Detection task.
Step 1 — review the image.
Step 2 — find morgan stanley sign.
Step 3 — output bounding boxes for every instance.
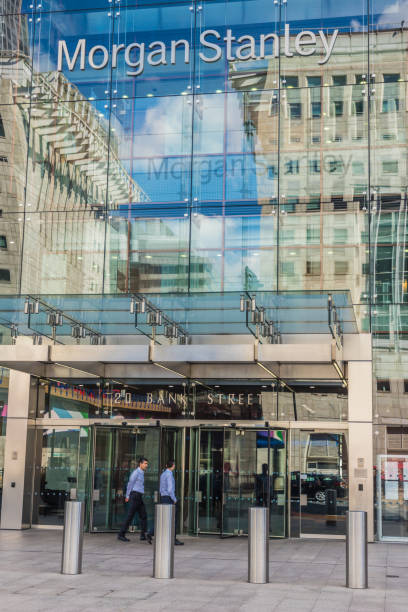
[57,25,339,76]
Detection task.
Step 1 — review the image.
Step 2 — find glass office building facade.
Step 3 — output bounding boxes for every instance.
[0,0,407,540]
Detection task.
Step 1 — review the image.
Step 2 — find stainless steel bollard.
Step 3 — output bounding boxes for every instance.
[61,501,84,575]
[346,510,368,589]
[248,507,269,584]
[153,504,175,579]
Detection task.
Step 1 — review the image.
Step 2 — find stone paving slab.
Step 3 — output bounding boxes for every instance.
[0,530,407,611]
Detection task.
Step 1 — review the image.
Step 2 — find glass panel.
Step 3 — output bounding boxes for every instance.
[0,368,7,516]
[378,455,408,540]
[32,427,81,526]
[112,2,194,99]
[33,10,114,101]
[197,429,223,534]
[222,428,286,537]
[91,426,160,532]
[295,431,348,535]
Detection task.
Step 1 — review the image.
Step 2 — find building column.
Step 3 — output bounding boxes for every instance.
[1,370,37,530]
[347,336,374,541]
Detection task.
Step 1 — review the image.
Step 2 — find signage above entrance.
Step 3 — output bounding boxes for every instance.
[57,25,339,77]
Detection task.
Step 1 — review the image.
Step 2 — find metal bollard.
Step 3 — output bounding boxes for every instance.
[61,501,84,575]
[346,510,368,589]
[248,507,269,584]
[153,504,175,579]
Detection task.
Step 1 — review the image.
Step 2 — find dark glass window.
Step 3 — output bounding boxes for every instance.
[306,260,320,275]
[0,113,5,138]
[404,381,408,393]
[289,103,301,119]
[354,100,364,115]
[333,75,347,86]
[334,101,344,116]
[0,269,10,281]
[311,102,321,118]
[283,76,298,88]
[0,235,6,248]
[332,197,347,210]
[384,74,400,83]
[307,196,321,211]
[377,379,391,392]
[307,76,322,87]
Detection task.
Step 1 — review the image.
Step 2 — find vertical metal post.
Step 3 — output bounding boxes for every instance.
[61,501,84,575]
[153,504,175,579]
[346,510,368,589]
[248,507,269,584]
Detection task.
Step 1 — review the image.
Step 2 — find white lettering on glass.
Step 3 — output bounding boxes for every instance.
[57,25,340,75]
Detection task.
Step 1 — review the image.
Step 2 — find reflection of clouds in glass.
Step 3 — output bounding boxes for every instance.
[378,0,407,26]
[122,96,190,158]
[350,19,363,32]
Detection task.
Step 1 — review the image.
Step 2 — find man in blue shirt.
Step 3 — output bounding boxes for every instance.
[160,460,184,545]
[118,457,152,543]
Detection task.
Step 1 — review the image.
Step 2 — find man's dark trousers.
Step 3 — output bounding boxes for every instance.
[160,495,179,538]
[119,491,147,537]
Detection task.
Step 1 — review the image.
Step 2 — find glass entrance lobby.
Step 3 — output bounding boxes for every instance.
[28,376,350,539]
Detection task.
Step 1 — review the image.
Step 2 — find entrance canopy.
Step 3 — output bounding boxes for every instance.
[0,290,364,388]
[0,290,357,343]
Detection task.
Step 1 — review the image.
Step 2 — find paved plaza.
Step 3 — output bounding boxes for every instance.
[0,529,407,611]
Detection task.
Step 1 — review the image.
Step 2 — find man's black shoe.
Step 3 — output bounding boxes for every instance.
[140,533,147,541]
[146,533,153,544]
[118,535,130,542]
[175,539,184,546]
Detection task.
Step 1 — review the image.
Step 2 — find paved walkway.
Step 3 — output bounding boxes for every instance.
[0,530,407,611]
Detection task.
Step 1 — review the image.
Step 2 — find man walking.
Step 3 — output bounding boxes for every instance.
[118,457,152,543]
[160,459,184,545]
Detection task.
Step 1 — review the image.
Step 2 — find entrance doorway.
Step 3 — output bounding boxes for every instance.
[377,454,408,541]
[291,430,349,537]
[90,425,184,532]
[192,427,287,537]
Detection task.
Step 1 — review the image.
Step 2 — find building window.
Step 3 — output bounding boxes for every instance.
[334,228,348,244]
[333,101,344,116]
[306,260,320,275]
[0,268,10,281]
[334,261,349,275]
[377,379,391,392]
[311,102,321,118]
[306,226,320,243]
[288,103,301,119]
[353,100,364,115]
[0,235,6,249]
[333,75,347,86]
[332,197,347,210]
[280,261,295,277]
[0,113,5,138]
[383,73,400,83]
[307,76,322,87]
[282,76,298,88]
[307,196,320,211]
[382,160,398,174]
[404,380,408,393]
[0,155,8,162]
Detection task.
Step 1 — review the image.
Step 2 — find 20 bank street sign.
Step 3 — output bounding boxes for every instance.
[57,25,339,76]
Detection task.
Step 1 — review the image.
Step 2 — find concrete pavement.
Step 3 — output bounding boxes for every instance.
[0,529,407,611]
